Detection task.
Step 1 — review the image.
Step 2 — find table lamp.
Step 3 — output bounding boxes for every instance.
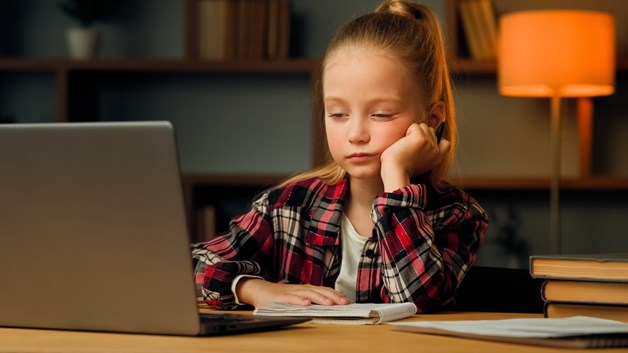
[498,10,615,254]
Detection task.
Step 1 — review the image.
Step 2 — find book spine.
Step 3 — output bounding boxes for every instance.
[266,0,280,60]
[542,279,628,305]
[277,0,291,60]
[197,0,228,61]
[475,0,497,59]
[545,301,628,323]
[458,0,484,60]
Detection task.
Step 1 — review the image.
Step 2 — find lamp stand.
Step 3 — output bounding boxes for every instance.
[549,94,562,254]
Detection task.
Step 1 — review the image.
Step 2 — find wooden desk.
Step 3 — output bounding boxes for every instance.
[2,312,627,353]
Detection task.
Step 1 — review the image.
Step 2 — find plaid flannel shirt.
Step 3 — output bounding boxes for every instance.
[191,175,488,312]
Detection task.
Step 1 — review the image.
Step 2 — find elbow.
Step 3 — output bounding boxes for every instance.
[411,272,458,313]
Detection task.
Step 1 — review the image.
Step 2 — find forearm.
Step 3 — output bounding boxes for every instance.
[191,204,274,309]
[380,162,411,192]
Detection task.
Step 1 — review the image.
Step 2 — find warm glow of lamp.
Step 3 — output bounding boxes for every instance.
[499,10,615,98]
[498,10,615,254]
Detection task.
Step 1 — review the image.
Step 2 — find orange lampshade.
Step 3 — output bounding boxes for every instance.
[499,10,615,97]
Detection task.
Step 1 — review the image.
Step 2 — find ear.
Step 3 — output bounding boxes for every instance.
[427,101,446,128]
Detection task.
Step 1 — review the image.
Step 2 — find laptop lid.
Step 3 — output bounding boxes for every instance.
[0,121,307,335]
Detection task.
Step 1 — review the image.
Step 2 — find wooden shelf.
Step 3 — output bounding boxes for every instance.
[450,59,628,75]
[0,58,320,73]
[182,173,287,186]
[452,176,628,191]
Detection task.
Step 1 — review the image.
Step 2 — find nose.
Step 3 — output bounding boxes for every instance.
[348,118,370,144]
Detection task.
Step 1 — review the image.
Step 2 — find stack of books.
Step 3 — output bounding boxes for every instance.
[197,0,291,61]
[530,253,628,323]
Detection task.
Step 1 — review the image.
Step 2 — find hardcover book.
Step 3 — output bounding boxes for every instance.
[530,253,628,281]
[541,280,628,305]
[545,302,628,324]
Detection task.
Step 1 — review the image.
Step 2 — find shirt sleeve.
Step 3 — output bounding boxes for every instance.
[371,183,488,313]
[191,193,275,309]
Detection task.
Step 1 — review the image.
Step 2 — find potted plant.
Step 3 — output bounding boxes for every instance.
[59,0,119,59]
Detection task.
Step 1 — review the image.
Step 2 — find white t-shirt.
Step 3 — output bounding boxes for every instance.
[334,214,369,302]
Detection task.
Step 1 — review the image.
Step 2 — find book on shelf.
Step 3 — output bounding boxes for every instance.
[253,302,417,325]
[248,0,267,60]
[545,302,628,324]
[235,0,250,60]
[474,0,498,59]
[458,0,486,60]
[197,0,291,61]
[393,316,628,349]
[530,253,628,281]
[276,0,291,60]
[541,280,628,305]
[266,0,280,60]
[198,0,230,60]
[196,205,217,242]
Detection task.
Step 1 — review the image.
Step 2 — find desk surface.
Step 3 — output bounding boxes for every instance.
[2,312,627,353]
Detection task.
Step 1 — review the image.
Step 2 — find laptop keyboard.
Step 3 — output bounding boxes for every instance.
[200,313,253,322]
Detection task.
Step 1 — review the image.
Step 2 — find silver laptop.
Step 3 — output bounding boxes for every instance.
[0,121,307,336]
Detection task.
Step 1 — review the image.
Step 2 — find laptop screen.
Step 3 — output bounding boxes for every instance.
[0,121,203,335]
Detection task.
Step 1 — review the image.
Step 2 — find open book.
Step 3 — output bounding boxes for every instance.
[253,302,417,325]
[393,316,628,349]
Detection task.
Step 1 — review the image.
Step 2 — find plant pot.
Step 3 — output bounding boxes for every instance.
[66,27,100,60]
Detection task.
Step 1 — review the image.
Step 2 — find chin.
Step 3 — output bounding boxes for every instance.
[343,166,381,180]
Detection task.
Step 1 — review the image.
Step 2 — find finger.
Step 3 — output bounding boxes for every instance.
[295,287,348,306]
[310,288,351,305]
[276,294,312,306]
[438,138,451,155]
[417,123,436,143]
[405,122,421,136]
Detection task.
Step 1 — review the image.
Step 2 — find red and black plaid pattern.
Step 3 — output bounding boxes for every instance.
[191,176,488,312]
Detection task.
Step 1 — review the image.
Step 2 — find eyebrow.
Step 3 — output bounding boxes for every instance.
[323,96,404,105]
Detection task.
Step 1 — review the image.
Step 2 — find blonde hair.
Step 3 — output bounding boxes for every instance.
[280,0,455,187]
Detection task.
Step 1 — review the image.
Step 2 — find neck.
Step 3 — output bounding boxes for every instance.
[344,176,383,237]
[347,176,384,210]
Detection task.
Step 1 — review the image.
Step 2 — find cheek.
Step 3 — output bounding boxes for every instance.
[325,122,342,153]
[378,124,408,148]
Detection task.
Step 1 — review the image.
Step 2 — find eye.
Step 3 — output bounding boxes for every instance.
[327,112,347,119]
[372,113,394,119]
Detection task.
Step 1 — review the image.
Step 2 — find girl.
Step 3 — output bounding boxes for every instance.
[192,0,488,313]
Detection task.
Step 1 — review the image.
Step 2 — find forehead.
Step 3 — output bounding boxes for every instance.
[323,46,420,99]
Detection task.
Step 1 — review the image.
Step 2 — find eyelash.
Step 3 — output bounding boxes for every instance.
[326,113,395,119]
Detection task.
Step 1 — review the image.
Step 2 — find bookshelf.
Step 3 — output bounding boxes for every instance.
[3,0,628,250]
[444,0,628,192]
[0,0,320,242]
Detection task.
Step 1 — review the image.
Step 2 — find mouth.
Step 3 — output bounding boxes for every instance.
[347,152,376,161]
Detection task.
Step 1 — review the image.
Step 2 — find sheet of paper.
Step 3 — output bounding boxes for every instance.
[392,316,628,338]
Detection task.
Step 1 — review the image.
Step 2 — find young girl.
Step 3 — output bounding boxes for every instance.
[192,0,488,313]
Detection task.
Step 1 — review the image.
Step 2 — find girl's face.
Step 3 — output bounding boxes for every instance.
[323,47,425,181]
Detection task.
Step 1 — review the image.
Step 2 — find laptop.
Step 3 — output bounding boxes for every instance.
[0,121,308,336]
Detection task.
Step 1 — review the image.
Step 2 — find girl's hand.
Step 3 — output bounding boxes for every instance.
[380,122,450,191]
[236,278,351,308]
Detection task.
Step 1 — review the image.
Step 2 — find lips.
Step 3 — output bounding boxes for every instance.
[347,152,376,162]
[348,152,374,157]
